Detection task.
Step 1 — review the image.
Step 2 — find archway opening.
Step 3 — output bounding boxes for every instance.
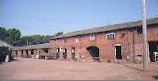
[86,46,100,61]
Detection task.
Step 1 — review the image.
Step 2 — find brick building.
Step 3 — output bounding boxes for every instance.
[12,43,49,59]
[49,17,158,63]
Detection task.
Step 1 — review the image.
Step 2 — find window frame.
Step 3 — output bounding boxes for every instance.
[106,32,115,39]
[90,34,95,40]
[75,36,80,43]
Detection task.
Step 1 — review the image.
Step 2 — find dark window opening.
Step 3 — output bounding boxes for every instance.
[43,48,48,53]
[31,49,34,55]
[115,46,122,60]
[136,27,142,34]
[86,46,100,61]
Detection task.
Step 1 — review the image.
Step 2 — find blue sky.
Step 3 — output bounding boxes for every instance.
[0,0,157,36]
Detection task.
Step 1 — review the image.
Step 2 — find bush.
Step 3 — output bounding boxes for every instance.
[0,47,13,63]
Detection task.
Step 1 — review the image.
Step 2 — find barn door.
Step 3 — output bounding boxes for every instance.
[115,46,122,60]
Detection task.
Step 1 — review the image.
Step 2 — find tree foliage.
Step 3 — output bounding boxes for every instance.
[17,35,51,46]
[0,27,21,46]
[0,27,63,46]
[0,27,7,40]
[6,28,21,46]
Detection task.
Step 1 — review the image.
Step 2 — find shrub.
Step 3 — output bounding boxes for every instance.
[0,47,13,62]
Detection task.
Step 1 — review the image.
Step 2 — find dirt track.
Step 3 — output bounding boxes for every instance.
[0,58,157,80]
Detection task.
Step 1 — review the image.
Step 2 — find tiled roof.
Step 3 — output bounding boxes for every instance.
[0,40,11,47]
[50,17,158,39]
[11,43,49,50]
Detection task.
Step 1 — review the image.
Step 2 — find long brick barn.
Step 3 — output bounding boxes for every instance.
[11,43,50,59]
[49,17,158,63]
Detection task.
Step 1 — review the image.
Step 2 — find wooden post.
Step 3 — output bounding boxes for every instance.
[142,0,148,71]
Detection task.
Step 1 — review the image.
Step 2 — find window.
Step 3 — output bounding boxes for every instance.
[75,36,80,43]
[106,33,115,39]
[44,49,48,53]
[136,27,142,34]
[90,34,95,40]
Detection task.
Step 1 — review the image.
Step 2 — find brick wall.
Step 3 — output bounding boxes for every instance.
[49,25,158,62]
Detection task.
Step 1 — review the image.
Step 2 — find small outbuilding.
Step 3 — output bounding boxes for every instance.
[0,40,13,63]
[11,43,53,59]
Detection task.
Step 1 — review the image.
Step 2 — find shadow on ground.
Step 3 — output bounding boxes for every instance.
[13,59,19,61]
[0,59,19,64]
[153,76,158,80]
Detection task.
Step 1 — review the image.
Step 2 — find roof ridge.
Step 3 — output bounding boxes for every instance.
[50,16,158,39]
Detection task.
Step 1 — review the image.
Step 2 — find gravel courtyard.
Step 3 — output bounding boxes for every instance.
[0,58,157,80]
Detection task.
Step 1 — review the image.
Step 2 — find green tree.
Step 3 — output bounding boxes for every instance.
[17,35,50,46]
[5,28,21,45]
[0,27,7,40]
[0,27,63,46]
[54,32,63,36]
[15,32,63,46]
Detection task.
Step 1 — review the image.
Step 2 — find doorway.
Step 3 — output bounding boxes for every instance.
[26,50,29,58]
[71,47,76,60]
[56,48,60,59]
[63,48,67,59]
[31,49,34,55]
[15,51,18,57]
[21,50,24,57]
[86,46,99,61]
[148,42,158,62]
[115,46,122,60]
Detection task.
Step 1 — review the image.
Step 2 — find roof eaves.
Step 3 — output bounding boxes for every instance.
[50,17,158,40]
